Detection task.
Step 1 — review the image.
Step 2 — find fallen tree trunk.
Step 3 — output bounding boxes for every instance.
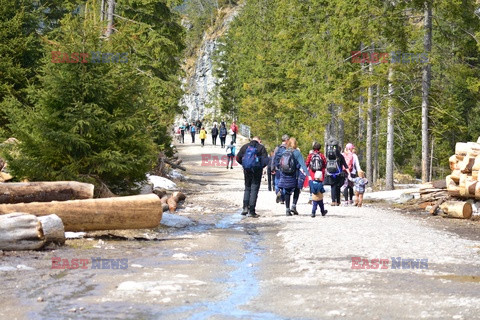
[440,201,472,219]
[0,194,162,231]
[167,191,186,212]
[0,181,94,204]
[0,212,65,250]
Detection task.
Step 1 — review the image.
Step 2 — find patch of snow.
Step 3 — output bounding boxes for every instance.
[168,169,186,181]
[161,213,194,228]
[65,232,86,239]
[146,174,177,190]
[363,188,419,202]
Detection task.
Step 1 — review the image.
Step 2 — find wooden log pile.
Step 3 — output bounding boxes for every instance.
[418,138,480,219]
[0,179,187,249]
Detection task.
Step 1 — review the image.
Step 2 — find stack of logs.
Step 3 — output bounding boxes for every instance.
[417,139,480,219]
[0,181,186,250]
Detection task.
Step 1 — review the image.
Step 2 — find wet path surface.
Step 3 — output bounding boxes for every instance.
[2,135,480,319]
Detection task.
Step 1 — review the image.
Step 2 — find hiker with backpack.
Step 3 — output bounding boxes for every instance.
[277,138,309,216]
[305,142,327,202]
[230,121,238,143]
[190,123,196,143]
[226,141,236,169]
[342,143,361,205]
[236,137,269,218]
[211,124,219,146]
[273,134,290,204]
[323,139,349,206]
[219,123,227,148]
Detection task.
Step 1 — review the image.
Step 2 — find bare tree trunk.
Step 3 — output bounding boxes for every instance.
[100,0,105,21]
[421,1,432,183]
[373,84,381,183]
[337,105,344,148]
[366,48,374,182]
[106,0,115,38]
[358,96,365,160]
[386,68,395,190]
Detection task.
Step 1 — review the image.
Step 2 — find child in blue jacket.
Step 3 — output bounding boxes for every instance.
[309,171,328,218]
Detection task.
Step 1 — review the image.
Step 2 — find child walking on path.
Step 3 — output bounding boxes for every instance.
[199,127,207,146]
[309,171,328,218]
[348,170,368,207]
[226,141,236,169]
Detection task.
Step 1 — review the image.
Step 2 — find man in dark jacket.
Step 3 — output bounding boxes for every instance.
[236,137,269,218]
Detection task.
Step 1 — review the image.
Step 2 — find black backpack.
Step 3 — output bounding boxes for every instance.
[279,149,297,175]
[309,153,323,172]
[325,140,340,175]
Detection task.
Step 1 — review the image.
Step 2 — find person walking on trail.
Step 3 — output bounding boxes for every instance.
[323,139,349,206]
[267,151,276,192]
[348,170,368,207]
[342,143,361,205]
[226,140,236,169]
[305,141,327,203]
[199,127,207,147]
[179,123,185,143]
[190,124,196,143]
[230,121,238,143]
[219,123,227,148]
[273,134,290,204]
[195,119,202,133]
[309,171,328,218]
[211,124,219,146]
[236,136,269,218]
[277,138,309,216]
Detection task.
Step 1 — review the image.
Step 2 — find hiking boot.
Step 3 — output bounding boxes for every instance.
[247,212,259,218]
[330,202,337,206]
[286,209,292,216]
[291,207,299,215]
[276,191,282,203]
[230,167,233,169]
[241,208,248,216]
[311,213,316,218]
[322,210,328,217]
[280,201,285,204]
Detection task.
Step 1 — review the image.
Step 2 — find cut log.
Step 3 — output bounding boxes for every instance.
[0,194,162,231]
[0,181,94,204]
[473,170,479,181]
[447,181,461,197]
[167,191,186,212]
[430,197,447,215]
[459,174,468,197]
[439,201,472,219]
[455,142,469,156]
[38,214,65,245]
[459,157,476,173]
[449,155,458,171]
[450,170,461,183]
[0,212,44,250]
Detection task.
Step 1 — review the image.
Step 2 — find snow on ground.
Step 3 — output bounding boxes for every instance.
[160,212,195,228]
[146,174,177,190]
[363,187,419,202]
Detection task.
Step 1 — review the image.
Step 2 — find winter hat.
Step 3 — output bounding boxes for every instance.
[345,143,354,150]
[314,171,323,180]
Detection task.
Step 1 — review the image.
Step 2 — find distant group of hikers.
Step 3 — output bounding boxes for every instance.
[236,134,368,218]
[174,119,238,149]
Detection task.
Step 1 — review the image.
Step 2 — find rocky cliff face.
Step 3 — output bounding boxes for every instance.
[180,6,241,123]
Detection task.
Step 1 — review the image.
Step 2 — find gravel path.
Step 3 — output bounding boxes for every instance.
[177,134,480,319]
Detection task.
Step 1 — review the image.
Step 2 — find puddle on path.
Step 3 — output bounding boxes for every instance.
[162,211,286,319]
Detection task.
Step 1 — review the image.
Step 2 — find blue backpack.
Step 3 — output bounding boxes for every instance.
[242,145,260,169]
